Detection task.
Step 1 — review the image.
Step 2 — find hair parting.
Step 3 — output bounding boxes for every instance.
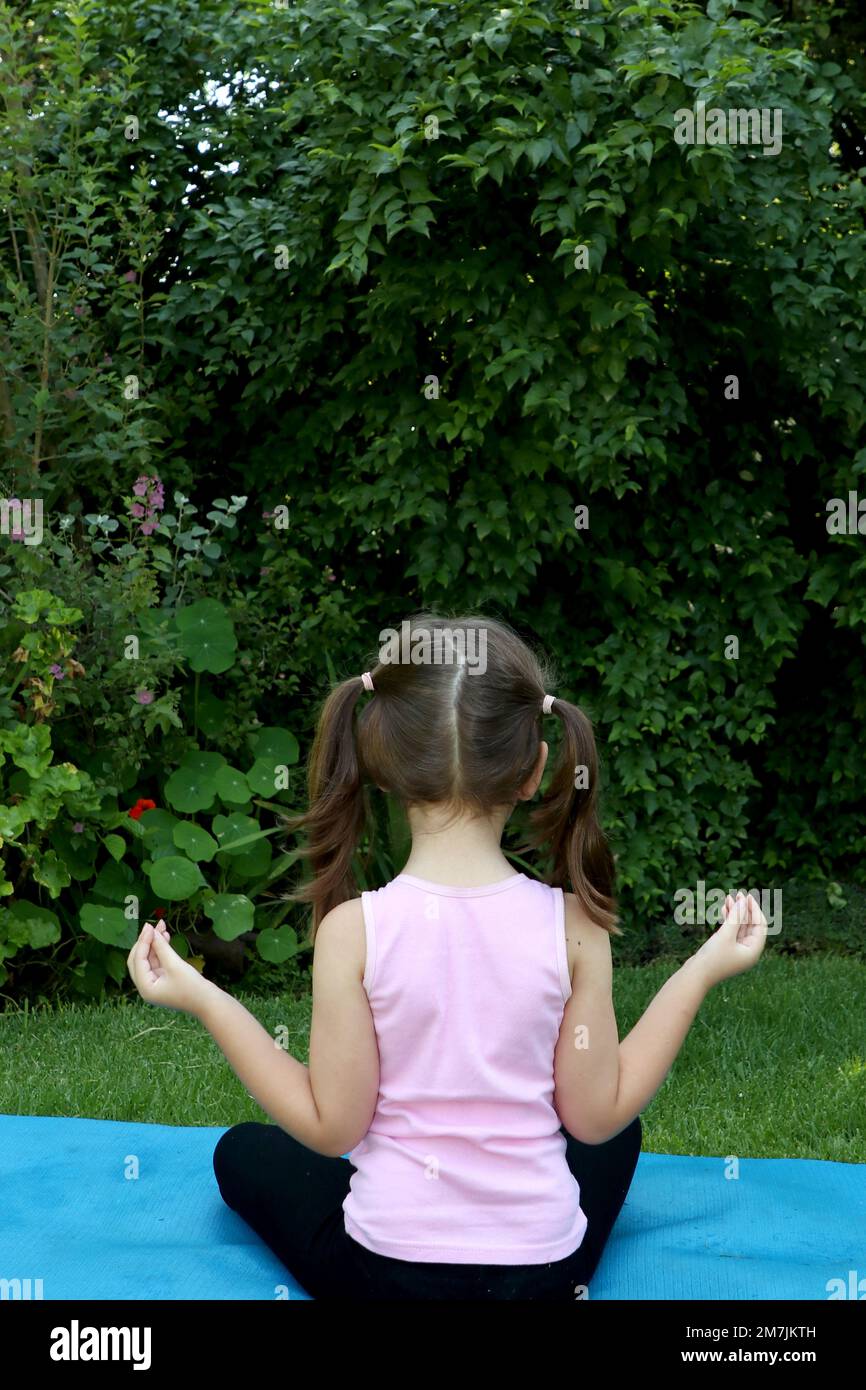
[282,614,618,941]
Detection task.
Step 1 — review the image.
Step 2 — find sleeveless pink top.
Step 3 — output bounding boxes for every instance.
[341,871,588,1264]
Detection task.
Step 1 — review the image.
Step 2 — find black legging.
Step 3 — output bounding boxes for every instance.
[213,1116,642,1301]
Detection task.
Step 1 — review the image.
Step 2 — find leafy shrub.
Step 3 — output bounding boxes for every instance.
[1,0,865,996]
[0,488,306,999]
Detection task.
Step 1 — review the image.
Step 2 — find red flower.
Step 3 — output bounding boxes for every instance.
[128,798,157,821]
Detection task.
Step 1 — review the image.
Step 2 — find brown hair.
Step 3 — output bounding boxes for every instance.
[283,613,618,941]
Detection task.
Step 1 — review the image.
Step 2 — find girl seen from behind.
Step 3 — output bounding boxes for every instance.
[128,613,767,1301]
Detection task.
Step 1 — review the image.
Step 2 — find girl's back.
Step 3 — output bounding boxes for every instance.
[342,871,587,1264]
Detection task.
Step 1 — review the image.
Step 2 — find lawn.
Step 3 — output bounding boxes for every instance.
[1,956,863,1161]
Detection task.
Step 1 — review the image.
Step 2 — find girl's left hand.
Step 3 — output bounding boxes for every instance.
[127,920,219,1017]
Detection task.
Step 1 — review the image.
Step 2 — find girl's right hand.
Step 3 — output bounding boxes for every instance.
[127,919,219,1017]
[691,891,768,989]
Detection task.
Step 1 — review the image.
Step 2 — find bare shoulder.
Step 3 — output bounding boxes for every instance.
[563,891,613,984]
[313,897,366,981]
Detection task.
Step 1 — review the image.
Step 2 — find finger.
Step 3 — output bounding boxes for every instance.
[147,926,173,962]
[136,923,162,982]
[128,921,152,970]
[723,893,747,936]
[746,891,769,940]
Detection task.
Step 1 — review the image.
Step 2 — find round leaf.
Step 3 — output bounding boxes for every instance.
[164,765,217,814]
[223,839,272,880]
[246,756,293,798]
[211,813,261,854]
[80,903,137,947]
[147,856,206,901]
[214,764,252,806]
[172,821,218,862]
[251,726,299,766]
[176,599,237,674]
[202,893,255,941]
[256,925,299,964]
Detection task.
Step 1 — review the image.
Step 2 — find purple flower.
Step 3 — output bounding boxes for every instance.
[140,522,157,536]
[123,270,137,283]
[49,663,65,679]
[72,821,85,834]
[134,689,154,705]
[132,476,150,497]
[130,502,145,519]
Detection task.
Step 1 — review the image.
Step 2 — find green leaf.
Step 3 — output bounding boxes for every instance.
[176,598,237,673]
[202,892,255,941]
[31,849,72,897]
[0,724,52,778]
[214,764,252,805]
[246,756,291,797]
[164,762,219,813]
[172,821,219,862]
[6,900,61,949]
[104,834,126,862]
[256,924,299,963]
[147,856,206,901]
[250,727,299,766]
[195,688,228,737]
[80,902,137,947]
[91,859,136,903]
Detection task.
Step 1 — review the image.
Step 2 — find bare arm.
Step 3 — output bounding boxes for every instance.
[129,901,379,1158]
[554,891,765,1144]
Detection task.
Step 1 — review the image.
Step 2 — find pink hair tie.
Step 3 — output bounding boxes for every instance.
[542,694,556,714]
[360,671,375,692]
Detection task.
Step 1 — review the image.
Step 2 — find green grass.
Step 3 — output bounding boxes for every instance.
[1,956,863,1161]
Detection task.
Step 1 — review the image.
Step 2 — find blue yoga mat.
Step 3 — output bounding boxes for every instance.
[1,1114,862,1300]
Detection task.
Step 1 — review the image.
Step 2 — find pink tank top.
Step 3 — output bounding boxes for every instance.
[341,871,588,1265]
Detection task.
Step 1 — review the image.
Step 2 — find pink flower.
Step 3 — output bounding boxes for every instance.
[132,476,150,497]
[123,270,137,283]
[140,521,157,536]
[134,689,154,705]
[130,502,145,518]
[73,304,85,317]
[72,821,85,834]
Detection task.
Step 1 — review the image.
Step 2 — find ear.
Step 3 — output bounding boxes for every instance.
[517,740,548,800]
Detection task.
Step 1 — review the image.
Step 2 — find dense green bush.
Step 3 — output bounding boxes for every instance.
[0,490,307,997]
[1,0,865,998]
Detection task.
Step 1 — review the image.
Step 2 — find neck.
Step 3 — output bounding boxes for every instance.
[401,802,516,886]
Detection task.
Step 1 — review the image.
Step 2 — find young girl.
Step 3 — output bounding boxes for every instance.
[128,613,767,1301]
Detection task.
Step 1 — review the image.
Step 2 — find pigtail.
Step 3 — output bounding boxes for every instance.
[525,697,620,935]
[282,676,369,939]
